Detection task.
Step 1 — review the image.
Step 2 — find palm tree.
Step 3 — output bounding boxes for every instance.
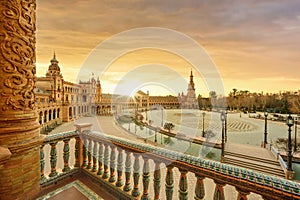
[164,122,175,133]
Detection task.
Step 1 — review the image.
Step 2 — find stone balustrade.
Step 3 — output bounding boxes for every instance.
[40,131,80,187]
[40,125,300,199]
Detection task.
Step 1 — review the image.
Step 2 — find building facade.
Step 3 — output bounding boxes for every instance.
[35,54,182,133]
[178,70,199,109]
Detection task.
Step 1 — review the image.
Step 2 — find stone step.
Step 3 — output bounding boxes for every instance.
[224,157,285,178]
[225,155,283,172]
[224,150,279,166]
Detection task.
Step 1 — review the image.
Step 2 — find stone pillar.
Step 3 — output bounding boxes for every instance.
[0,0,44,199]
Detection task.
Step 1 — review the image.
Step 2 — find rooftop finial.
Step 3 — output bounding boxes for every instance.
[50,51,58,63]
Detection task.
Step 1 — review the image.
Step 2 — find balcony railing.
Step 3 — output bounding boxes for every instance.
[40,124,300,199]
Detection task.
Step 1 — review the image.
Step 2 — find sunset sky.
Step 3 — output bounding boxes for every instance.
[36,0,300,97]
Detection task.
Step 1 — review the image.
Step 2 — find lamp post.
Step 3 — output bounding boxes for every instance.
[220,111,226,162]
[154,127,159,143]
[161,107,164,127]
[264,111,268,148]
[202,112,206,137]
[225,110,228,142]
[294,117,298,152]
[286,114,294,179]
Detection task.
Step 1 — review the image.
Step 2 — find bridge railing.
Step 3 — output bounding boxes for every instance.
[271,145,288,173]
[40,124,300,199]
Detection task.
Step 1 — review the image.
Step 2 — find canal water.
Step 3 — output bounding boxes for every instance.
[120,109,300,180]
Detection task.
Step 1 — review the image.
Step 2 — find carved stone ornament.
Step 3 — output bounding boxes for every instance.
[0,0,36,112]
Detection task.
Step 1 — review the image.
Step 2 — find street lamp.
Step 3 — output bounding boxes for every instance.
[220,111,226,162]
[225,110,228,142]
[263,111,268,148]
[161,107,164,127]
[202,112,206,137]
[286,114,294,174]
[154,127,159,143]
[294,117,298,152]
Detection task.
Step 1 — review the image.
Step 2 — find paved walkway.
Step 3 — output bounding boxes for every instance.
[44,116,262,200]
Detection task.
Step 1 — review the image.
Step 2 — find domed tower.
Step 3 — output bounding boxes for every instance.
[46,52,63,102]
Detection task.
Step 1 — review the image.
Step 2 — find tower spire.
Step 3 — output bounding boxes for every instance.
[50,51,58,63]
[190,68,194,89]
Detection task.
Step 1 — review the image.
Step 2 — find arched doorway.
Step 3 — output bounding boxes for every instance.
[69,107,72,119]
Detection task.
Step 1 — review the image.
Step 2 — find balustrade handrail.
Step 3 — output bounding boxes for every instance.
[43,131,78,143]
[82,130,300,198]
[271,146,288,173]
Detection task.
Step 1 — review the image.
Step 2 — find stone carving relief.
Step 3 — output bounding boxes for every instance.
[0,0,36,111]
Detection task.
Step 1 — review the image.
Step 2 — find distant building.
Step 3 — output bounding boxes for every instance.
[35,53,181,133]
[178,70,199,109]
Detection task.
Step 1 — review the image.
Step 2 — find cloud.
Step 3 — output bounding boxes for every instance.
[36,0,300,95]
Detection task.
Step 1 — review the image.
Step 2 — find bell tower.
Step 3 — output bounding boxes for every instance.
[46,52,63,102]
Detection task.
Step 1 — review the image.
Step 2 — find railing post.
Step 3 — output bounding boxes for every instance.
[62,138,71,172]
[194,175,205,200]
[123,151,132,192]
[142,157,150,200]
[75,123,92,168]
[97,142,104,175]
[178,169,188,200]
[40,145,46,181]
[166,165,174,200]
[82,138,88,168]
[213,181,225,200]
[236,187,249,200]
[87,139,93,169]
[116,148,124,187]
[132,154,140,197]
[109,146,117,182]
[49,142,58,177]
[92,141,98,172]
[102,144,110,179]
[153,162,161,200]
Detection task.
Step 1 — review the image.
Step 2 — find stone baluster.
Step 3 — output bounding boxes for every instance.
[82,138,88,167]
[213,181,225,200]
[109,146,117,182]
[153,162,161,200]
[123,151,132,192]
[102,144,110,179]
[165,165,174,200]
[116,148,124,187]
[74,137,80,167]
[40,145,46,181]
[92,141,98,172]
[87,139,92,169]
[62,139,71,172]
[97,142,104,175]
[142,157,150,200]
[194,175,205,200]
[132,154,140,197]
[236,187,250,200]
[178,169,188,200]
[49,142,58,177]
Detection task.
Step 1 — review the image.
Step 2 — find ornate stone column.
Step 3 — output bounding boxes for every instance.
[0,0,44,199]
